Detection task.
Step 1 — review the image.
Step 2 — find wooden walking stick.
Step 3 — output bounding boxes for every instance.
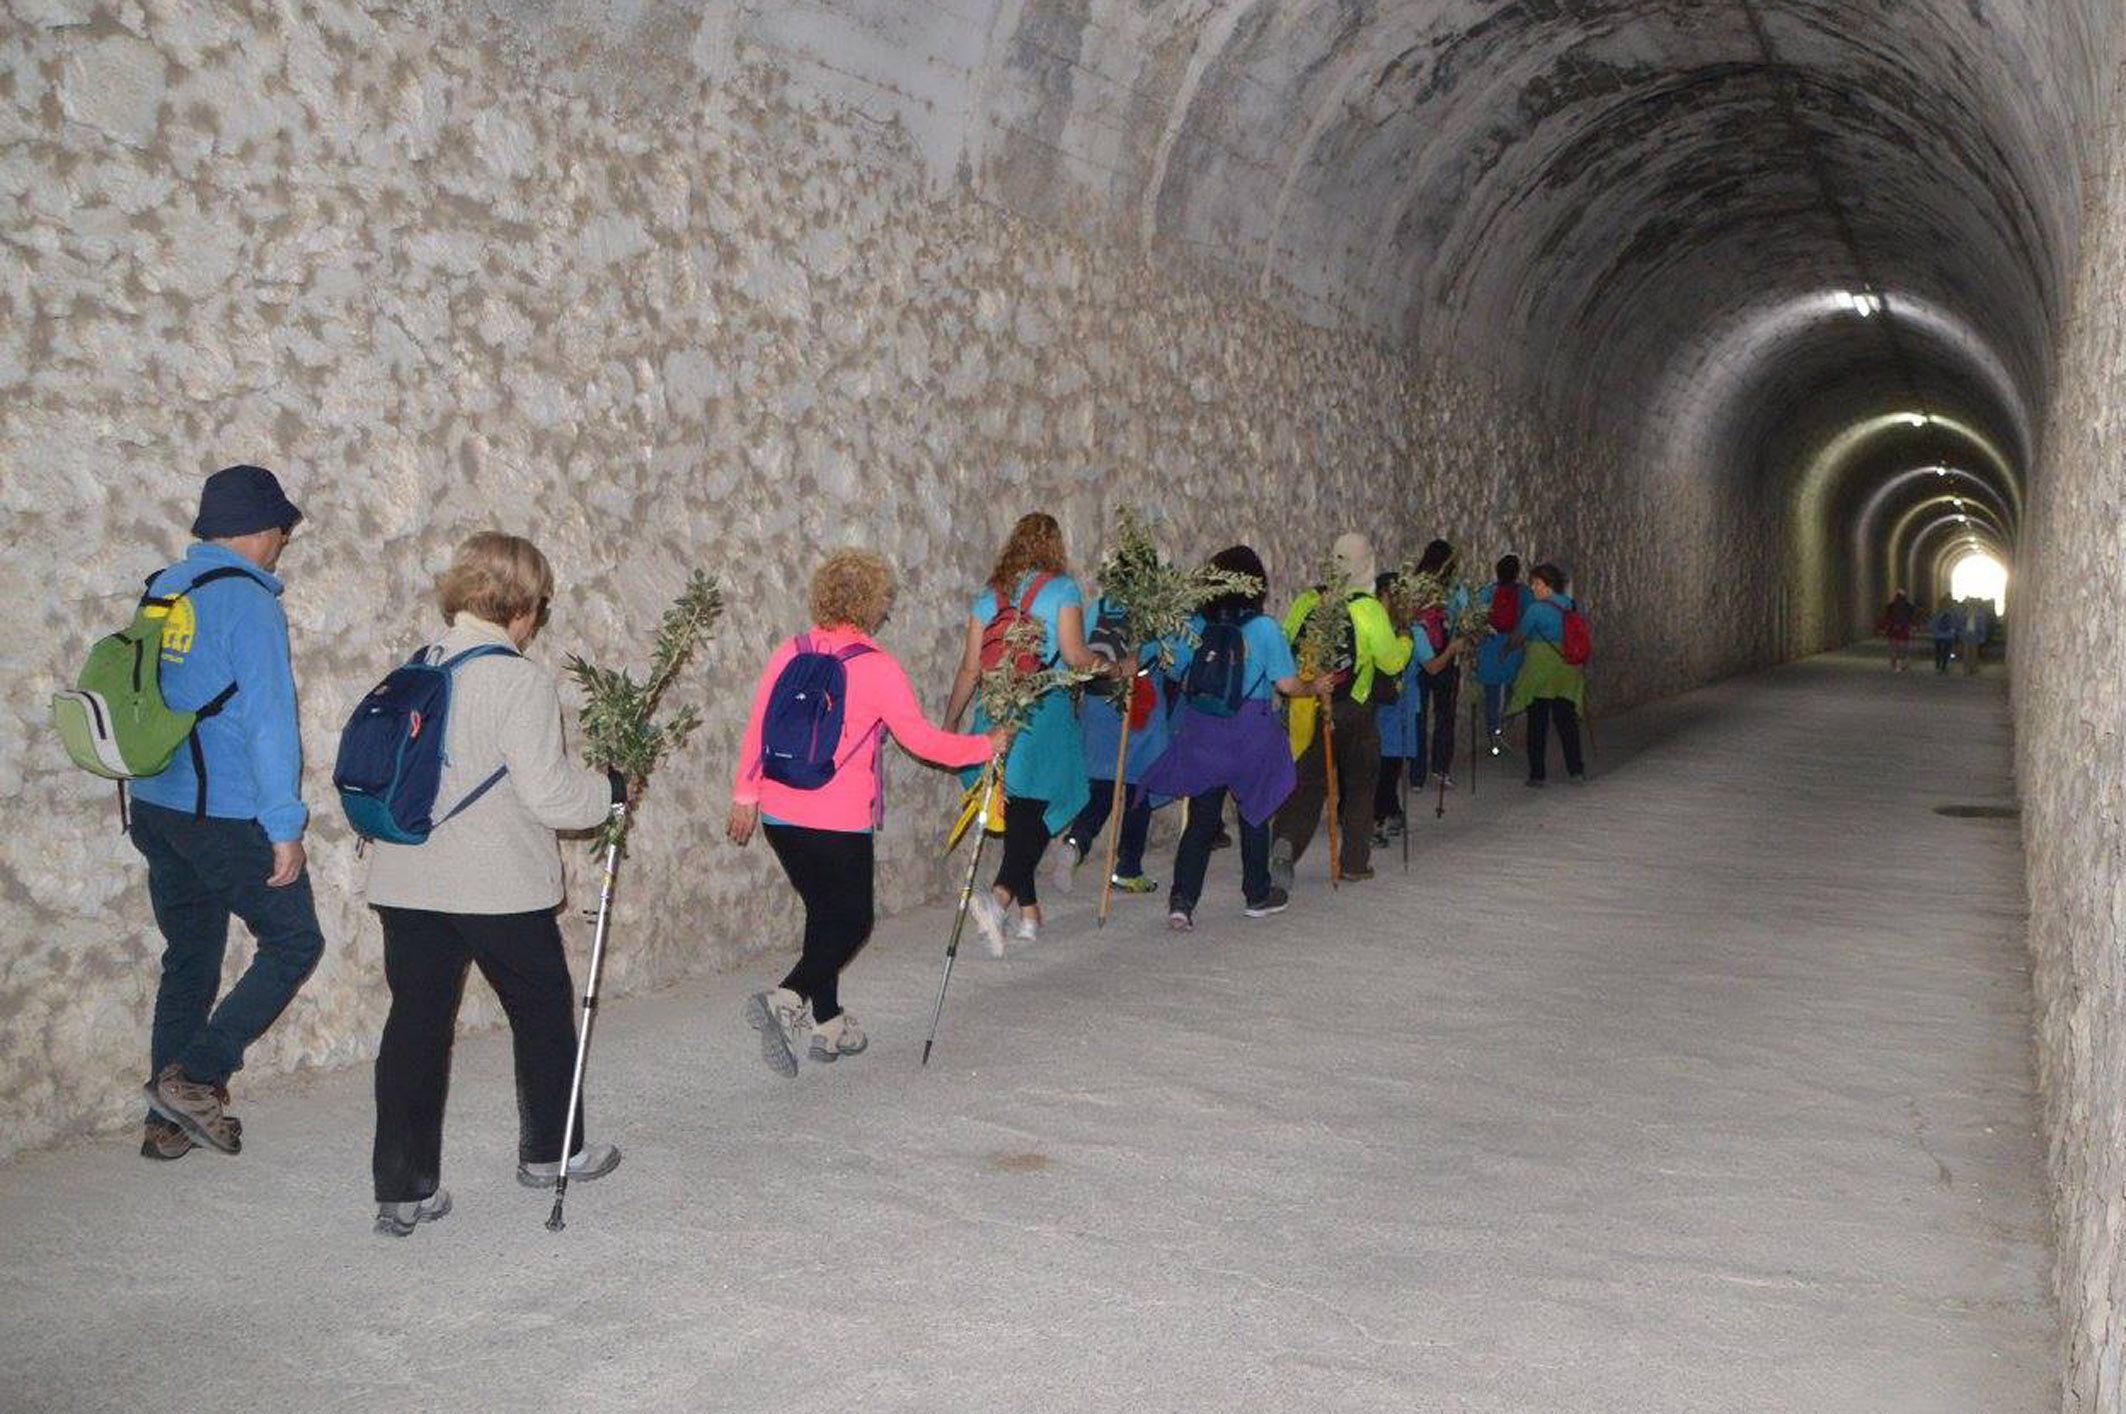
[1096,681,1134,927]
[1321,699,1342,887]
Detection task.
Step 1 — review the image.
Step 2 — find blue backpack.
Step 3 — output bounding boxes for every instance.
[756,633,876,789]
[1183,611,1257,717]
[333,645,518,845]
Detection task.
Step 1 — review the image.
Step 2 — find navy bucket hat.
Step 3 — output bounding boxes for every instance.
[192,464,303,539]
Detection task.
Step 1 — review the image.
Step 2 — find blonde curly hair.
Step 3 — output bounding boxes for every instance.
[810,548,896,632]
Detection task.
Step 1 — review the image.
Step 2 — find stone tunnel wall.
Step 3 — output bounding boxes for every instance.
[1,0,1752,1154]
[2016,62,2126,1414]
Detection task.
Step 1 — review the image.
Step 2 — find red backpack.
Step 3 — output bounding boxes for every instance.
[1414,604,1450,653]
[978,573,1056,677]
[1487,583,1522,634]
[1558,603,1592,666]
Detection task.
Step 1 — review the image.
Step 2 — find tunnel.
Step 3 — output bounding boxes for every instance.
[5,0,2126,1408]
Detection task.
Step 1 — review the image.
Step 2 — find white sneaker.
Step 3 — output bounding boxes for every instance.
[744,987,809,1077]
[1050,839,1084,896]
[1013,915,1039,945]
[969,891,1007,957]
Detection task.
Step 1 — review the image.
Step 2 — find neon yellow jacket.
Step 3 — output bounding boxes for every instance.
[1282,589,1413,705]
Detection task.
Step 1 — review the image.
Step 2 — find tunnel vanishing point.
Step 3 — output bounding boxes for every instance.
[5,1,2126,1407]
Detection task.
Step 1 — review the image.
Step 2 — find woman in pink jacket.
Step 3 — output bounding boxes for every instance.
[728,549,1007,1076]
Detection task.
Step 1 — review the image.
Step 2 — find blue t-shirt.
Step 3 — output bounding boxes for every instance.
[1171,611,1295,701]
[972,573,1084,661]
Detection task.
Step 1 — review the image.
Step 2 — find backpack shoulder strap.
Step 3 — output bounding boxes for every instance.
[1018,572,1055,615]
[437,644,520,673]
[835,642,877,663]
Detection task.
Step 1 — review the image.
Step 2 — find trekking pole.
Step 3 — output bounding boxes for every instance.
[1400,684,1415,873]
[923,761,1002,1066]
[1321,701,1342,887]
[1096,673,1136,927]
[1468,687,1480,800]
[547,800,627,1233]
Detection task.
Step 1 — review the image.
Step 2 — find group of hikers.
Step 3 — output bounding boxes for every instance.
[65,469,1591,1238]
[1878,589,1999,674]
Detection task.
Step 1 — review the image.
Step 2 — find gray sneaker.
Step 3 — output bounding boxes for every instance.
[1269,838,1295,892]
[517,1142,623,1189]
[807,1012,869,1063]
[744,989,808,1078]
[375,1188,451,1237]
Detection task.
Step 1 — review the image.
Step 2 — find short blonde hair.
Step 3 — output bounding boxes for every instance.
[810,549,895,632]
[437,532,554,627]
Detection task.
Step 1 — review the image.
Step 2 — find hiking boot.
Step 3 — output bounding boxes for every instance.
[144,1064,240,1155]
[969,890,1008,957]
[1525,778,1547,789]
[1436,774,1456,792]
[1166,906,1195,932]
[1568,773,1588,786]
[1050,838,1085,896]
[1209,828,1233,851]
[1269,839,1295,891]
[1244,888,1290,919]
[1379,815,1406,838]
[744,988,808,1077]
[518,1142,623,1189]
[140,1117,194,1162]
[1108,874,1158,894]
[1369,825,1390,849]
[374,1188,451,1238]
[1341,865,1376,882]
[1013,915,1039,945]
[808,1013,869,1063]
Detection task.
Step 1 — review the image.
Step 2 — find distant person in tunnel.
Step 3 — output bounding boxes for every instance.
[1959,596,1995,675]
[1879,589,1918,671]
[1929,602,1960,673]
[945,513,1107,951]
[1271,533,1411,885]
[1410,539,1467,790]
[1508,563,1588,788]
[1475,554,1532,754]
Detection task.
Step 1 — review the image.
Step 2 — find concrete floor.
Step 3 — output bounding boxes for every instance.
[0,649,2053,1412]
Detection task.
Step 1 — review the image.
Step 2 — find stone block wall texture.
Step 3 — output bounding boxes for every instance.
[2015,64,2126,1414]
[0,0,1756,1154]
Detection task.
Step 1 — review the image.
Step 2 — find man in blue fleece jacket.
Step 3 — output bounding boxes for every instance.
[131,465,324,1160]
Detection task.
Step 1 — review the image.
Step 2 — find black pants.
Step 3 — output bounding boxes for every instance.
[1374,756,1405,823]
[993,795,1050,906]
[1418,669,1459,777]
[1275,697,1381,874]
[1526,697,1585,782]
[765,824,875,1023]
[372,906,583,1203]
[1171,787,1273,911]
[1934,639,1955,672]
[1066,780,1154,878]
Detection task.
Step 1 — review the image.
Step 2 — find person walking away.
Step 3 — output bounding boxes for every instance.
[1053,594,1176,897]
[1476,555,1532,754]
[364,533,626,1236]
[1372,572,1474,844]
[1879,589,1918,672]
[1409,539,1468,789]
[129,465,324,1161]
[1271,532,1412,885]
[731,550,1006,1075]
[944,513,1111,951]
[1929,603,1959,674]
[1142,546,1312,930]
[1507,563,1589,787]
[1959,596,1994,675]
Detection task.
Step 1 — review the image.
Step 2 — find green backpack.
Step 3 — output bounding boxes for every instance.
[51,567,248,815]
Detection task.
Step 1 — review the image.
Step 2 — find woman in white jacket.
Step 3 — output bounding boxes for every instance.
[364,532,623,1237]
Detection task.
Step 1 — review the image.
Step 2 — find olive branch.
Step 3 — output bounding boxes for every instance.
[1093,506,1264,674]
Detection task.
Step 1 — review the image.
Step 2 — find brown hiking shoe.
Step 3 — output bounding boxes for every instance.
[140,1117,193,1161]
[144,1064,241,1155]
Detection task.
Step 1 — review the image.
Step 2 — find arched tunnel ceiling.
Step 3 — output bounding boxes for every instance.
[517,0,2116,624]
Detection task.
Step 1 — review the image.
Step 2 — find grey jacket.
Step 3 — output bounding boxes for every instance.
[362,617,612,914]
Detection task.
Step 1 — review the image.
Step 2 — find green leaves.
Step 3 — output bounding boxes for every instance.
[975,614,1092,730]
[1094,505,1263,672]
[564,570,724,849]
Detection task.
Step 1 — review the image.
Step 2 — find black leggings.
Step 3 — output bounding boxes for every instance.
[372,906,582,1203]
[992,795,1050,907]
[764,824,875,1023]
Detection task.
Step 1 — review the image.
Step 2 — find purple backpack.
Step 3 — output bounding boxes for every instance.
[756,634,876,789]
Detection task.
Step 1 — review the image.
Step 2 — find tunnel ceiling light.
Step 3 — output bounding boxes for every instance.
[1841,290,1885,318]
[1905,413,1930,428]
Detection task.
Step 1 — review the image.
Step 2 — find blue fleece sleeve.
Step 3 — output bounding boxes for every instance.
[232,591,307,842]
